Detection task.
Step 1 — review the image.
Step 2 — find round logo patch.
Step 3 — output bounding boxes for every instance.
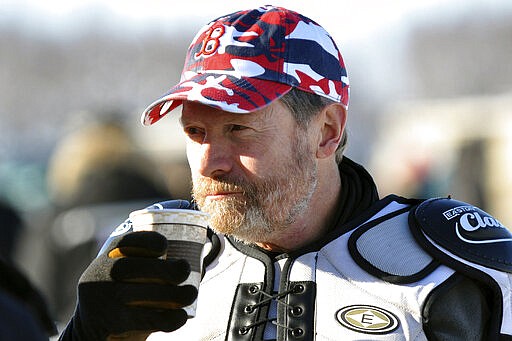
[336,305,399,334]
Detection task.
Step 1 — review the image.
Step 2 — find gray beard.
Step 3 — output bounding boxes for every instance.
[192,128,317,244]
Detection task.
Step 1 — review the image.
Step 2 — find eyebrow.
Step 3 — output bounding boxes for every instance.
[179,103,275,129]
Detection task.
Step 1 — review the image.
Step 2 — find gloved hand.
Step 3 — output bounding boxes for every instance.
[59,200,199,341]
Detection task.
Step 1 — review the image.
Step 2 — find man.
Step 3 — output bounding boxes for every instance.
[60,5,512,340]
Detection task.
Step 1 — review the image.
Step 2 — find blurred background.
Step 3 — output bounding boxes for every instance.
[1,0,512,333]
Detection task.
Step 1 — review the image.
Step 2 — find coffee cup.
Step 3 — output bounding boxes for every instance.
[128,208,209,317]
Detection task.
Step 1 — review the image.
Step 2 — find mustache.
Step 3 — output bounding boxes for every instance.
[193,176,252,195]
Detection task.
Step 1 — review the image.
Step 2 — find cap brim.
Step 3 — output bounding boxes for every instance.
[141,73,292,126]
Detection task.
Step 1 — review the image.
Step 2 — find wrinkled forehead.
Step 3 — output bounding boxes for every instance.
[180,99,289,125]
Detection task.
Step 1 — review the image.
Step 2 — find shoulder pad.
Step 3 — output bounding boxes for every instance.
[349,202,438,284]
[411,197,512,273]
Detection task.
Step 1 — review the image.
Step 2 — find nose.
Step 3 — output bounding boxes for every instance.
[193,138,233,178]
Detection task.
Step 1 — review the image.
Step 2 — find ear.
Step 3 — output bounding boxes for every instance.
[316,103,347,159]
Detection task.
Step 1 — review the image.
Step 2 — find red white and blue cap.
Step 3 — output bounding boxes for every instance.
[141,5,349,126]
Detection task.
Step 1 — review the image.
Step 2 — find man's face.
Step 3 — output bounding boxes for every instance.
[180,100,318,244]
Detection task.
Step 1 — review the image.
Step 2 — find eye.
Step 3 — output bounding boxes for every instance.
[230,124,247,132]
[183,126,205,141]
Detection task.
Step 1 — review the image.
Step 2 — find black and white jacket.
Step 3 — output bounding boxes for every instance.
[147,194,512,340]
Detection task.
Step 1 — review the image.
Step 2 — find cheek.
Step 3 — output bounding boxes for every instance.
[186,144,202,175]
[238,147,281,178]
[238,155,259,176]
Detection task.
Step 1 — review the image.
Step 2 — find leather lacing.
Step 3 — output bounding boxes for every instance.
[238,284,305,337]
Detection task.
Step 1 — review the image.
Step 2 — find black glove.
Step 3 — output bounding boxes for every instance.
[60,200,199,341]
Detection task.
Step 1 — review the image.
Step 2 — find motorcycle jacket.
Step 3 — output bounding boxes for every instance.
[147,159,512,340]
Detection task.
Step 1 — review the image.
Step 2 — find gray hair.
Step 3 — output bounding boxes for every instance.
[279,88,348,164]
